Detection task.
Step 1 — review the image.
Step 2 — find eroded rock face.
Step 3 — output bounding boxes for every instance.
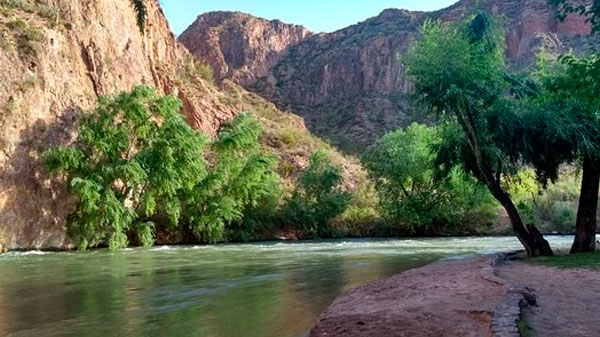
[180,0,593,151]
[179,12,311,86]
[0,0,239,250]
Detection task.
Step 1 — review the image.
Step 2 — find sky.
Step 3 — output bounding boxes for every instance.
[160,0,460,36]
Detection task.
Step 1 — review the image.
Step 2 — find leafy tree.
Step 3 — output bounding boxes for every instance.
[284,151,350,237]
[405,15,553,256]
[186,113,281,243]
[527,54,600,252]
[44,87,207,250]
[546,0,600,253]
[363,124,498,235]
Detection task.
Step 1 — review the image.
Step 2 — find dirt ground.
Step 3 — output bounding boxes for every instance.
[498,261,600,337]
[309,257,505,337]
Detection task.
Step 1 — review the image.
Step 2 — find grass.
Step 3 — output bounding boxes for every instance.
[529,251,600,269]
[518,315,531,337]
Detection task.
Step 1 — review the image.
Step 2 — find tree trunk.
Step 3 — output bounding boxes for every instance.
[571,157,599,254]
[493,187,554,257]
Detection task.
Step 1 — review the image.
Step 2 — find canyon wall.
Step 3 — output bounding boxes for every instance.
[0,0,361,252]
[180,0,594,151]
[179,12,311,87]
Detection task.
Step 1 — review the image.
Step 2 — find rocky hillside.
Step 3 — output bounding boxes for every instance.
[180,0,594,151]
[179,12,311,87]
[0,0,362,252]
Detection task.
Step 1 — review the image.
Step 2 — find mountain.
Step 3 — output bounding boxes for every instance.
[180,0,594,151]
[0,0,362,252]
[179,12,311,87]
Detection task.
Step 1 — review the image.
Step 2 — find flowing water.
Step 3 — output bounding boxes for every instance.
[0,236,573,337]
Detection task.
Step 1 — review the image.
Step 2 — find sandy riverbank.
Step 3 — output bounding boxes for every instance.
[310,254,600,337]
[310,256,505,337]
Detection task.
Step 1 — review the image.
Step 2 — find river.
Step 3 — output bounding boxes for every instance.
[0,236,573,337]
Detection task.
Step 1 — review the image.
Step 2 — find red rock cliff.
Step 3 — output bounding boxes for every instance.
[0,0,240,251]
[180,0,593,151]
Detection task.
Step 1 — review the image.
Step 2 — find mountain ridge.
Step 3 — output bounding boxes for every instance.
[180,0,594,151]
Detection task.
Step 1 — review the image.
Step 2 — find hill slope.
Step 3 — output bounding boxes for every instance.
[180,0,594,151]
[0,0,361,251]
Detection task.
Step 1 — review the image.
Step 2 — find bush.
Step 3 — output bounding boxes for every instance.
[510,168,580,233]
[185,113,281,243]
[284,151,351,237]
[363,124,498,236]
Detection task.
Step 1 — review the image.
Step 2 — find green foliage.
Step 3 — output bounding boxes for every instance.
[6,18,43,61]
[531,53,600,169]
[129,0,147,33]
[186,113,281,243]
[404,16,521,188]
[44,86,207,250]
[182,58,215,85]
[363,124,498,235]
[510,168,581,233]
[45,88,283,249]
[284,151,351,237]
[405,16,557,256]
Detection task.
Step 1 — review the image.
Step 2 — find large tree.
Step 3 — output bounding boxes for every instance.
[405,15,553,256]
[527,54,600,253]
[542,0,600,253]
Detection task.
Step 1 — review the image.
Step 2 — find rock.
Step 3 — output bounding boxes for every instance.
[179,12,311,87]
[0,0,237,250]
[0,0,362,250]
[180,0,593,151]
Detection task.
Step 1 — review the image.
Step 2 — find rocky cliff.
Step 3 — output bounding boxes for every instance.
[179,12,311,87]
[0,0,362,252]
[180,0,594,151]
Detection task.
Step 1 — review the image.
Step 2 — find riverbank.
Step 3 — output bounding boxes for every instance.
[309,253,600,337]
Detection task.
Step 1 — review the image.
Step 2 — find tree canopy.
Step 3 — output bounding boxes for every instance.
[363,123,498,235]
[44,87,281,250]
[405,14,553,256]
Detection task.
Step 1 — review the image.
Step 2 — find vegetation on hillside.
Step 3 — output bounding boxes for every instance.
[283,150,351,237]
[43,87,357,250]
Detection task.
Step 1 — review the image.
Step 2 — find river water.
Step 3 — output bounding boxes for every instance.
[0,236,573,337]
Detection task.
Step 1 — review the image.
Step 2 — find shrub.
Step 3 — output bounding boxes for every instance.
[45,88,282,249]
[363,124,498,236]
[284,151,351,237]
[510,168,580,233]
[185,113,281,243]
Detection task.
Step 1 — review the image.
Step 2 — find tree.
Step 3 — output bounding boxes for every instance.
[44,87,207,250]
[284,151,350,237]
[363,124,497,235]
[529,54,600,253]
[545,1,600,253]
[186,113,281,243]
[405,15,553,256]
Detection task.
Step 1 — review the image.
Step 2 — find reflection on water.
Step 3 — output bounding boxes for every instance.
[0,236,573,337]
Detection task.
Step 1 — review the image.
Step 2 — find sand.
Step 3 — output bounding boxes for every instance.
[309,256,505,337]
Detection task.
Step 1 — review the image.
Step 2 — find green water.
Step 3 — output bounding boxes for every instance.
[0,236,573,337]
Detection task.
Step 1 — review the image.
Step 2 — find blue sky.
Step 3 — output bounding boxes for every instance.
[160,0,460,35]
